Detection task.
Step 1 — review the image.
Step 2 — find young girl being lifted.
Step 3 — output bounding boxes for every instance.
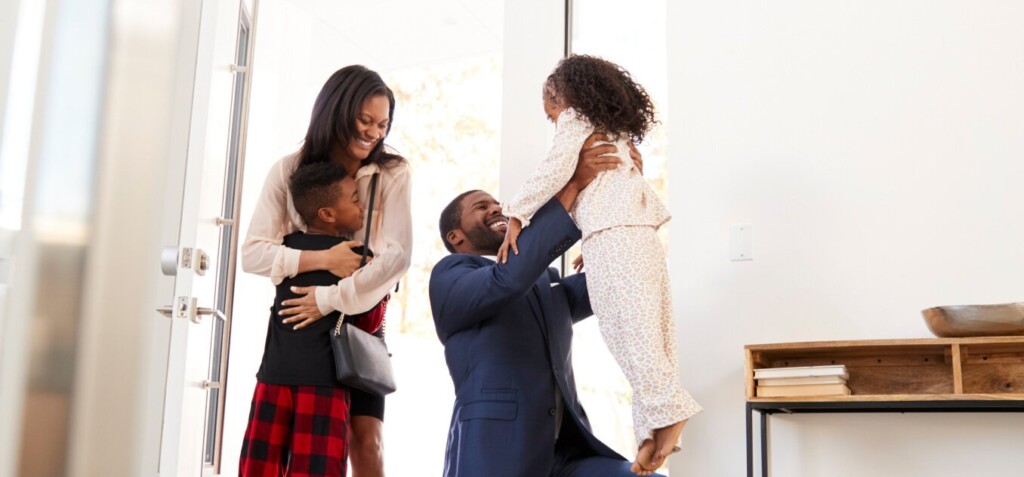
[498,55,702,475]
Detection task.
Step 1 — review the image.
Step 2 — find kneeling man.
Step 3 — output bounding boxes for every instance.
[428,149,664,477]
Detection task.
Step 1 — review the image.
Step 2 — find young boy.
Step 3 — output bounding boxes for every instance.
[239,161,386,477]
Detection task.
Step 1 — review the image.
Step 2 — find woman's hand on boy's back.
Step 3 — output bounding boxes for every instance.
[298,240,367,277]
[326,240,369,278]
[280,286,324,330]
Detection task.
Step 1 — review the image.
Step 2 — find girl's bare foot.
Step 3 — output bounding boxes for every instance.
[630,438,657,476]
[652,419,688,464]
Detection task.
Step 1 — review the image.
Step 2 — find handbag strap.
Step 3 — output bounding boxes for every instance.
[359,172,379,267]
[335,172,380,335]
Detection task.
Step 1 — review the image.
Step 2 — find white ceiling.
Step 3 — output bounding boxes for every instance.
[290,0,504,71]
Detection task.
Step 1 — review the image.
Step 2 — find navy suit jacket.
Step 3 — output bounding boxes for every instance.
[429,200,624,477]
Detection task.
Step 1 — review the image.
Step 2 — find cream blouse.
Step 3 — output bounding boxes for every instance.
[503,108,670,239]
[241,152,413,316]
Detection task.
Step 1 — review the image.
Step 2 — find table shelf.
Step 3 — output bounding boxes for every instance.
[743,337,1024,477]
[745,337,1024,400]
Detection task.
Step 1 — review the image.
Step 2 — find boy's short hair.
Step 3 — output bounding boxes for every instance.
[289,162,350,226]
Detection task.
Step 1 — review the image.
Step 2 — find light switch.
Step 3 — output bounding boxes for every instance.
[730,224,752,261]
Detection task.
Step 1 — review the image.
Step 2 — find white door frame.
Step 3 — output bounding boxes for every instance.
[158,0,252,474]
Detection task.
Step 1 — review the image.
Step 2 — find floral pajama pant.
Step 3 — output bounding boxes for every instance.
[582,225,703,447]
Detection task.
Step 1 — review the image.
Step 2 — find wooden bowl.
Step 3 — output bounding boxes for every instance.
[921,302,1024,337]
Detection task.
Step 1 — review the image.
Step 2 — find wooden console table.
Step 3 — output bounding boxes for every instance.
[744,337,1024,477]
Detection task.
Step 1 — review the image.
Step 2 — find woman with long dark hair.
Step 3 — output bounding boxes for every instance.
[241,65,411,476]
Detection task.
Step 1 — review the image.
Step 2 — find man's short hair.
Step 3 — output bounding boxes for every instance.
[290,162,350,226]
[438,190,481,253]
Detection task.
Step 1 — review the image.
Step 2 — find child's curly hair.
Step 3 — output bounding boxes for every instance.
[546,54,657,143]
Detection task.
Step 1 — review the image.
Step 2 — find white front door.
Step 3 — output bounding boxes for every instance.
[158,0,254,475]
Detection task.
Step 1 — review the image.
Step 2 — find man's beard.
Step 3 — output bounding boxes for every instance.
[464,226,504,255]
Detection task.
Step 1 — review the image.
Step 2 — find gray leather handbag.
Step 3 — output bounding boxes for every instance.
[329,173,396,396]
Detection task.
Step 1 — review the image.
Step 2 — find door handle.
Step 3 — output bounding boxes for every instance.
[156,296,189,319]
[195,306,225,323]
[156,297,223,323]
[160,246,179,276]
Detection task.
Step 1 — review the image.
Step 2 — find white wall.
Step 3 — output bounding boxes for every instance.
[667,1,1024,475]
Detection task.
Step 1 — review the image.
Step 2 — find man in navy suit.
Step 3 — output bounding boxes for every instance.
[428,145,664,477]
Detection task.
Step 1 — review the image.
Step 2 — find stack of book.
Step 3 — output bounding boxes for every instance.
[754,364,851,397]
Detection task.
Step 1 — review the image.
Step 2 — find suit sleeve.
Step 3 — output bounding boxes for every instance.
[560,272,593,324]
[545,268,592,323]
[430,200,581,342]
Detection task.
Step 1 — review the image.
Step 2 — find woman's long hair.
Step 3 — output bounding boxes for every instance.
[298,65,403,168]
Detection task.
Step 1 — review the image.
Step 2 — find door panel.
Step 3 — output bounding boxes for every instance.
[158,0,250,475]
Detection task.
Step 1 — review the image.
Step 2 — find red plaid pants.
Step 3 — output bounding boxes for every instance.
[239,383,350,476]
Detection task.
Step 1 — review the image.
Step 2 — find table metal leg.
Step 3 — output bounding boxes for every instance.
[760,410,769,477]
[746,403,753,477]
[744,400,1024,477]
